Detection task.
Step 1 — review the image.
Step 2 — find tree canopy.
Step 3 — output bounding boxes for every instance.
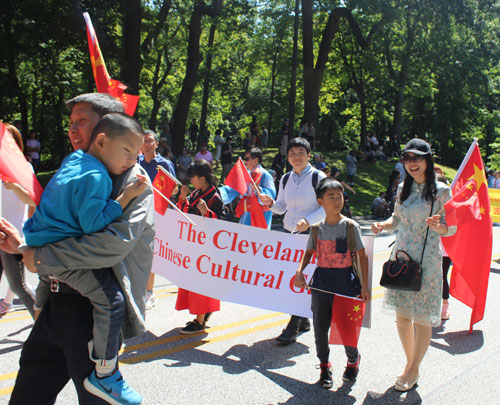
[1,0,499,169]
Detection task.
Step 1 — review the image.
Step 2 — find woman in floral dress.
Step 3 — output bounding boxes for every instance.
[372,139,455,392]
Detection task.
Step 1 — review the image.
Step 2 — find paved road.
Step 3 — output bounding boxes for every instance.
[1,227,499,404]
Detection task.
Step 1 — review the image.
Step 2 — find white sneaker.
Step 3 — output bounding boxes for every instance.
[145,292,156,310]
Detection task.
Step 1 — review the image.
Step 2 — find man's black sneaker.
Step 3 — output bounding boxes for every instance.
[179,319,205,335]
[318,363,333,388]
[342,355,360,382]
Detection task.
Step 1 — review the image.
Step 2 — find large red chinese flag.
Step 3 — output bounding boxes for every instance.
[329,294,365,347]
[83,13,139,116]
[441,140,492,333]
[152,167,177,215]
[0,123,43,205]
[444,180,481,227]
[224,157,253,196]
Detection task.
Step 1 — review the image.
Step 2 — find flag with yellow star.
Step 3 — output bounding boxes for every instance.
[329,294,365,347]
[152,166,177,215]
[0,123,43,205]
[441,140,492,333]
[84,13,139,116]
[443,179,481,226]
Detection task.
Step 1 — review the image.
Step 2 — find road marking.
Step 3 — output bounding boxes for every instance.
[0,315,32,324]
[0,387,13,396]
[123,313,287,354]
[0,371,17,382]
[120,318,290,365]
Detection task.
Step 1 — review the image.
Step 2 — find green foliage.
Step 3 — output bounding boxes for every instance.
[1,0,499,172]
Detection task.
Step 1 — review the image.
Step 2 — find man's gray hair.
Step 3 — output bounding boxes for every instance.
[144,129,159,142]
[65,93,124,117]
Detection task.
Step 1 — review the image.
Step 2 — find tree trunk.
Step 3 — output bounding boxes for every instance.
[389,23,414,148]
[199,22,217,140]
[171,0,222,156]
[288,0,300,140]
[4,9,28,137]
[268,45,279,137]
[121,0,142,94]
[302,2,383,126]
[148,50,173,130]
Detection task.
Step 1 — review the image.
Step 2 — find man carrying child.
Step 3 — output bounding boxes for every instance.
[1,93,154,405]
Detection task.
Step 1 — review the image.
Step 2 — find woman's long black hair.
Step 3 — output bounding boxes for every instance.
[398,154,437,203]
[187,160,217,187]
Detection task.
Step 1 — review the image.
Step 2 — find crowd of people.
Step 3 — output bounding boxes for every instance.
[0,100,481,403]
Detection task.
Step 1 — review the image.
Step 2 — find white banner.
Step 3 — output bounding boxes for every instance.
[152,210,373,326]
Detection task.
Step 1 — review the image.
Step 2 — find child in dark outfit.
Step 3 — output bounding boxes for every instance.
[294,178,370,388]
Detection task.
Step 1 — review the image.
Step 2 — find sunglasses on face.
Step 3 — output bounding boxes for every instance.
[403,155,425,164]
[244,157,251,161]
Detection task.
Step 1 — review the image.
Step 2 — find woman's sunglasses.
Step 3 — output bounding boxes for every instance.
[403,155,425,164]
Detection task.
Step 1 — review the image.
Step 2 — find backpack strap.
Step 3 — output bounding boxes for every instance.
[343,215,363,283]
[282,171,291,188]
[312,169,320,189]
[283,169,320,190]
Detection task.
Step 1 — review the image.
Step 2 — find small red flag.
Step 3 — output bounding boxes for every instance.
[329,294,365,347]
[83,12,139,116]
[224,157,253,196]
[152,167,177,215]
[0,123,43,205]
[441,140,492,333]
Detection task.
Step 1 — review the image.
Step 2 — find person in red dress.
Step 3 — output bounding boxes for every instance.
[176,160,224,334]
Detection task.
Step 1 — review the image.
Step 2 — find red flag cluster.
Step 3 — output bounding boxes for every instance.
[442,140,492,332]
[224,158,253,196]
[329,294,365,347]
[0,123,43,205]
[225,158,268,228]
[84,13,139,116]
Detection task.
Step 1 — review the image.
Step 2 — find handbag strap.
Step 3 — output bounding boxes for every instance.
[388,198,435,264]
[419,199,435,265]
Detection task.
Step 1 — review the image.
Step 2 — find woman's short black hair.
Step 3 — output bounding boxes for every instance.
[315,177,344,199]
[286,137,311,154]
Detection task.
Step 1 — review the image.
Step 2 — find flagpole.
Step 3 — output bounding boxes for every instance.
[306,286,366,302]
[238,157,260,192]
[157,165,182,186]
[450,139,477,189]
[146,183,197,226]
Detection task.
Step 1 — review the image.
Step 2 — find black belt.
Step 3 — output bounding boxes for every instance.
[49,279,80,295]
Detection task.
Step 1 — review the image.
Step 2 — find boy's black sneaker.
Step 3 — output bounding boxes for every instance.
[342,355,360,382]
[318,363,333,388]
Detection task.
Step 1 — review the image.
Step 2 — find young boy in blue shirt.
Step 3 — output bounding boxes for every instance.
[294,178,370,388]
[24,112,147,403]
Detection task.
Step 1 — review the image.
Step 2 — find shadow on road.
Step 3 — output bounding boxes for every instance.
[430,326,484,354]
[157,336,359,403]
[362,386,422,404]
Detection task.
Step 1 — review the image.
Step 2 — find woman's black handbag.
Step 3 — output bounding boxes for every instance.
[379,200,434,292]
[380,250,422,291]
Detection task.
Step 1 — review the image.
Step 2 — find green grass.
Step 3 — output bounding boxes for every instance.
[216,147,458,217]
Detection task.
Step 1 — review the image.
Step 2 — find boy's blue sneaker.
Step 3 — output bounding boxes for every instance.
[84,369,143,405]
